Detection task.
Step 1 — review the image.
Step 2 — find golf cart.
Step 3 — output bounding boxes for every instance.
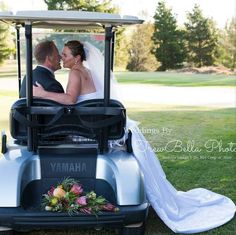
[0,11,148,235]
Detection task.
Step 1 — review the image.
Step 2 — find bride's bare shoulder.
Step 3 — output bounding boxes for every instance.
[70,66,90,80]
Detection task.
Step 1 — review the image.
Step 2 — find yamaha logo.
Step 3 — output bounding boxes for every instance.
[50,162,87,173]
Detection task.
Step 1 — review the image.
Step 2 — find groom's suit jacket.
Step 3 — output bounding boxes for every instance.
[19,66,64,97]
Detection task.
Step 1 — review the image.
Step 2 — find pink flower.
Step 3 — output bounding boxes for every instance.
[70,184,83,195]
[102,203,117,211]
[76,196,87,206]
[48,186,55,196]
[80,207,92,214]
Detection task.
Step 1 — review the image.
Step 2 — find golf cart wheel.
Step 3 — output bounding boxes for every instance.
[121,223,145,235]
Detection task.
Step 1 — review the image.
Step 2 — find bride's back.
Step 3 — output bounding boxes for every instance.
[72,66,96,95]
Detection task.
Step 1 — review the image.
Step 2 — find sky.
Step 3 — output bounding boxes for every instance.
[2,0,236,28]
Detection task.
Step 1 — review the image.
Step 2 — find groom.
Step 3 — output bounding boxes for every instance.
[20,40,64,97]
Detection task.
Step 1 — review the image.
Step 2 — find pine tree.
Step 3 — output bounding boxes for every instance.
[184,4,219,67]
[152,1,186,71]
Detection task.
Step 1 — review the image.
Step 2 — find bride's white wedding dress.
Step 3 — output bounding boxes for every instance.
[129,122,235,233]
[78,42,236,234]
[77,91,102,103]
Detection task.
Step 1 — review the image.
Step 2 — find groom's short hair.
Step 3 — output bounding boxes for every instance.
[34,40,56,64]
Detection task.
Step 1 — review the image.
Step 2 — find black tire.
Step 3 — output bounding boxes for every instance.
[121,223,145,235]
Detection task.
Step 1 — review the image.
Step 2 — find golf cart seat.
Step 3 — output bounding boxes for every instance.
[10,98,126,151]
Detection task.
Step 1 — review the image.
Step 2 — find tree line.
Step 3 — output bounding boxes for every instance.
[129,1,235,71]
[0,0,235,71]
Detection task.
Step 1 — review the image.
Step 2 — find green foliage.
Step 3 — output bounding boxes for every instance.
[0,23,10,64]
[44,0,117,12]
[114,27,131,70]
[43,0,117,33]
[0,2,14,65]
[184,4,219,67]
[127,23,159,71]
[152,1,186,71]
[217,18,236,70]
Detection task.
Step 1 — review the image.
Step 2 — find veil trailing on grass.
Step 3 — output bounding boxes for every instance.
[82,41,236,234]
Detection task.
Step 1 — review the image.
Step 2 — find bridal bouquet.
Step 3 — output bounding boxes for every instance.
[42,178,118,215]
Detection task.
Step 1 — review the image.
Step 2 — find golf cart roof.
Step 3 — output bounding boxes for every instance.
[0,10,143,29]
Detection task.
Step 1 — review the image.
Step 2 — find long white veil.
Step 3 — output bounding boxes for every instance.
[82,41,121,101]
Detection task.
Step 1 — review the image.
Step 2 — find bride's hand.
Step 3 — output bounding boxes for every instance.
[33,82,46,97]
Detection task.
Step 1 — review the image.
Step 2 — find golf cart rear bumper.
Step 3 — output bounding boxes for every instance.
[0,203,149,230]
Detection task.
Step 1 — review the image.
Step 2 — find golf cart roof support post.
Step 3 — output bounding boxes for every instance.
[111,31,115,72]
[25,21,34,152]
[101,25,113,153]
[104,25,113,106]
[16,25,21,97]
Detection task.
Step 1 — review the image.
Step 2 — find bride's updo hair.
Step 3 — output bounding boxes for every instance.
[64,40,86,62]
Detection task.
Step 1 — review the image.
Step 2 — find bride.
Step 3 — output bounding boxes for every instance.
[33,40,236,234]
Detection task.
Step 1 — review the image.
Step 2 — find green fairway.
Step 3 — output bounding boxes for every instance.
[116,71,236,87]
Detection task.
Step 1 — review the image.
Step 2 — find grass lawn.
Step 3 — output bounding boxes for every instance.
[0,62,235,234]
[115,71,236,87]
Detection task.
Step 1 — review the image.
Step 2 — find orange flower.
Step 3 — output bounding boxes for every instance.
[53,187,66,198]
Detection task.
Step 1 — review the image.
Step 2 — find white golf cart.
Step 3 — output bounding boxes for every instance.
[0,11,148,235]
